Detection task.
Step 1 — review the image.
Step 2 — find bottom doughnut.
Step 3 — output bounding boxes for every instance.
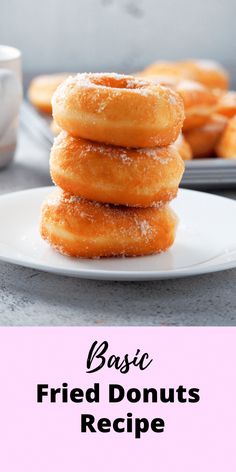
[40,189,178,258]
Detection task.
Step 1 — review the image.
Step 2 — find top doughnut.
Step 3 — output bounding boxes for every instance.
[52,73,184,148]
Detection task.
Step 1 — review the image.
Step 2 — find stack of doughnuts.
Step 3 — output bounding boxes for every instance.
[40,73,185,258]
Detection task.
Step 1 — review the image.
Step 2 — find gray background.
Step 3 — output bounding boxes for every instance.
[0,0,235,75]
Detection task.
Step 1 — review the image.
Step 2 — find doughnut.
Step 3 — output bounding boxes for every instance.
[138,62,183,80]
[184,114,227,158]
[140,60,229,90]
[28,73,71,114]
[40,189,178,258]
[50,131,184,207]
[175,80,218,131]
[178,60,229,90]
[216,91,236,118]
[174,133,192,160]
[52,73,185,148]
[216,116,236,158]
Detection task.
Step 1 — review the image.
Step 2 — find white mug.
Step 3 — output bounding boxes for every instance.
[0,45,22,168]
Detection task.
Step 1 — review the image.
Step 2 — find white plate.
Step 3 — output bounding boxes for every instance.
[1,186,236,280]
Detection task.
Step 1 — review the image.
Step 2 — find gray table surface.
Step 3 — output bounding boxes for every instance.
[1,126,236,326]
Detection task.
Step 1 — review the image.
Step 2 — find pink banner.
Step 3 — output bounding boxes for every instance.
[0,328,235,470]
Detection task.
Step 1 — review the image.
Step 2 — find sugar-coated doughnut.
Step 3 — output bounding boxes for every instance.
[52,73,184,148]
[140,60,229,90]
[138,62,183,80]
[50,131,184,207]
[178,60,229,90]
[184,114,227,158]
[40,189,178,258]
[216,91,236,118]
[175,80,218,131]
[216,116,236,158]
[28,73,71,114]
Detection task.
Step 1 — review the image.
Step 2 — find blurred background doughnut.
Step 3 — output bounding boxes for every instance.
[139,59,229,90]
[175,80,218,131]
[28,73,71,114]
[216,116,236,158]
[178,60,229,90]
[137,61,183,80]
[184,114,228,158]
[216,91,236,118]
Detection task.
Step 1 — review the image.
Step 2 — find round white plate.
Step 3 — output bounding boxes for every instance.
[1,186,236,280]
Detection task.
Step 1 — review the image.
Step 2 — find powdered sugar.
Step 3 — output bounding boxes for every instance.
[168,94,177,105]
[54,131,173,166]
[177,80,203,92]
[138,219,152,236]
[53,72,154,99]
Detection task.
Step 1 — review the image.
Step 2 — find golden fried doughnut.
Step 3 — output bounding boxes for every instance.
[40,189,178,258]
[50,131,184,207]
[141,60,229,90]
[174,133,192,160]
[184,114,227,158]
[178,60,229,90]
[28,73,70,114]
[216,91,236,118]
[175,80,218,131]
[216,116,236,158]
[52,73,184,148]
[139,62,183,80]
